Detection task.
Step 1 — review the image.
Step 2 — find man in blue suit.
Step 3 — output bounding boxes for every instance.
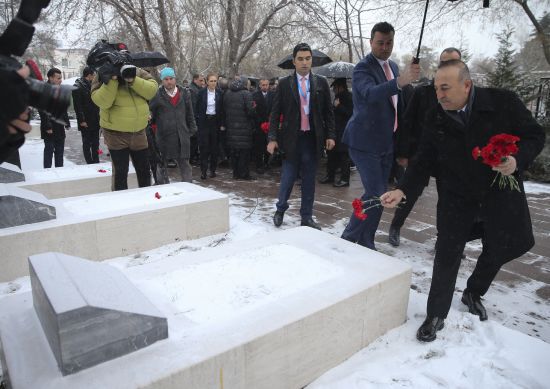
[341,22,420,250]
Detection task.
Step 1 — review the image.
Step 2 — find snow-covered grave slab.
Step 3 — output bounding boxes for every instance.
[11,163,138,199]
[0,182,229,282]
[28,252,168,376]
[0,227,411,389]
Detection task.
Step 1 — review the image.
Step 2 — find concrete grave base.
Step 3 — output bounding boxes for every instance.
[15,163,138,199]
[0,227,411,389]
[0,182,228,282]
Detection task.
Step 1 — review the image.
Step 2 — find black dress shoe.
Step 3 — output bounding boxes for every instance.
[461,289,488,321]
[241,175,256,181]
[273,211,284,227]
[388,225,400,247]
[200,172,207,180]
[319,175,334,184]
[209,171,217,178]
[416,316,445,342]
[300,218,321,230]
[333,180,349,187]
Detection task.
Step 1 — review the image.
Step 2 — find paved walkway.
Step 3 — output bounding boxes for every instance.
[62,129,550,341]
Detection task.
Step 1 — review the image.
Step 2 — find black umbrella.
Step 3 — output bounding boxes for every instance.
[277,49,333,69]
[129,51,170,68]
[315,61,355,79]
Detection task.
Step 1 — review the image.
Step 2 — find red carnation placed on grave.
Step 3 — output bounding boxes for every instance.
[97,149,103,155]
[155,192,161,199]
[98,169,107,173]
[472,133,520,192]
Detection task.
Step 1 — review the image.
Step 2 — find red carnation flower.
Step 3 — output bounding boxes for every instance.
[155,192,161,199]
[98,169,107,173]
[97,149,103,155]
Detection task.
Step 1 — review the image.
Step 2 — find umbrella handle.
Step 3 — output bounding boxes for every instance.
[415,0,430,63]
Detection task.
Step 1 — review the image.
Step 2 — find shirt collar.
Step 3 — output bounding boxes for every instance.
[296,72,310,82]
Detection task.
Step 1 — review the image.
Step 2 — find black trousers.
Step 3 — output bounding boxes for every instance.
[43,138,65,168]
[427,194,502,318]
[199,116,219,174]
[109,148,151,190]
[231,148,251,178]
[81,127,100,164]
[253,129,269,169]
[326,149,350,181]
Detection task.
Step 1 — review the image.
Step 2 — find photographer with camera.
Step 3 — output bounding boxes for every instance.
[39,67,70,168]
[0,65,32,163]
[0,0,72,165]
[91,52,158,191]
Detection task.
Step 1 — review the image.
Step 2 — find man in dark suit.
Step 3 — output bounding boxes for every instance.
[267,43,336,230]
[381,60,545,342]
[389,47,462,247]
[340,22,420,250]
[252,78,273,174]
[72,66,100,164]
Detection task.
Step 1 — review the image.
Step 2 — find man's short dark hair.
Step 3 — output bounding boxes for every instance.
[371,22,395,40]
[47,67,61,78]
[437,59,471,81]
[269,77,278,85]
[293,43,312,59]
[192,73,202,81]
[82,66,94,77]
[441,47,462,59]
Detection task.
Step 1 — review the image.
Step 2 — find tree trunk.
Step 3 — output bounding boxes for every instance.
[515,0,550,66]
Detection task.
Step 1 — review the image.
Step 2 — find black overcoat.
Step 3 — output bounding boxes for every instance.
[149,86,197,159]
[333,89,353,152]
[399,87,545,264]
[267,73,336,164]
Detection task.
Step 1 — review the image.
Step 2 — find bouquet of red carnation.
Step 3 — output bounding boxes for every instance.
[351,198,383,221]
[260,122,269,134]
[472,133,520,192]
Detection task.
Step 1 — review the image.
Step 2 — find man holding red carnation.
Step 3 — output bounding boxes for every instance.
[381,60,545,342]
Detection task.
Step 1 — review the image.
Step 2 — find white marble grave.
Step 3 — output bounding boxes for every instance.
[13,163,138,199]
[0,227,411,389]
[0,182,229,282]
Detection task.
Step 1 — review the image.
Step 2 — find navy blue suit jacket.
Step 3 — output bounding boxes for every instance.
[342,53,402,154]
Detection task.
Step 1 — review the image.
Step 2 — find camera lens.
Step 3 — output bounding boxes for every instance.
[26,78,74,123]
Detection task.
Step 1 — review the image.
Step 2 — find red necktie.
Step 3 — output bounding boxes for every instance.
[300,76,309,132]
[383,62,398,132]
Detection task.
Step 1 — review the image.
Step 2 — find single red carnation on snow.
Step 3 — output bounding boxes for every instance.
[155,192,161,199]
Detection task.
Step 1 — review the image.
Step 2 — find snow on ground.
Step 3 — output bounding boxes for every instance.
[1,150,550,387]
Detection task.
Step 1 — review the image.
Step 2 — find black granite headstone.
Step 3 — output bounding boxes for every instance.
[0,184,55,228]
[29,252,169,376]
[0,163,25,183]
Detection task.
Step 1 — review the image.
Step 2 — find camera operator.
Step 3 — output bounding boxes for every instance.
[91,62,158,190]
[39,67,70,168]
[0,65,32,164]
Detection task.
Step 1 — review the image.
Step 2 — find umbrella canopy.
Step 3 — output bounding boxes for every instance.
[277,49,332,69]
[314,61,355,79]
[129,51,170,68]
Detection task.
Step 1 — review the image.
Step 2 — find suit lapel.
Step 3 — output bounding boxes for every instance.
[309,74,316,110]
[290,73,300,107]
